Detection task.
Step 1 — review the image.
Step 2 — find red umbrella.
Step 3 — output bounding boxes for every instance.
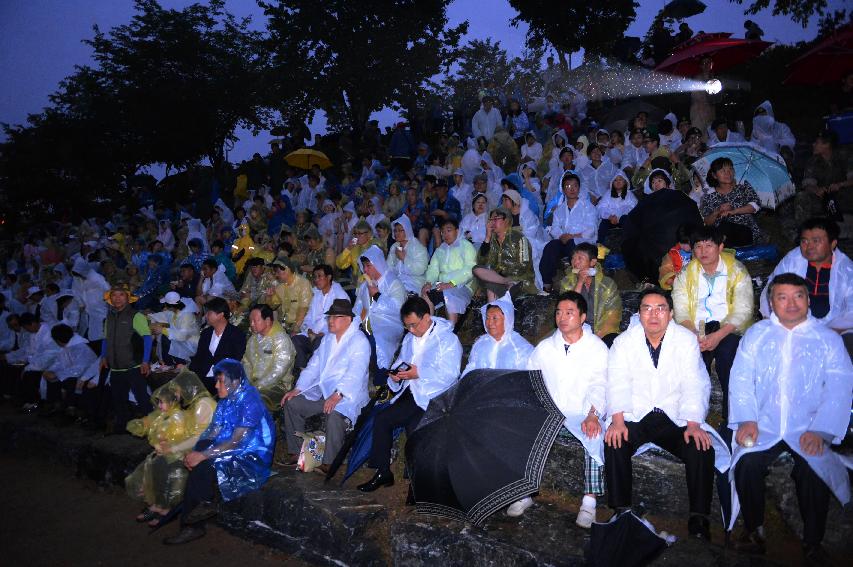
[784,23,853,85]
[654,32,771,77]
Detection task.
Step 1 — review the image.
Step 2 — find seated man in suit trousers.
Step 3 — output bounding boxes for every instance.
[188,297,247,393]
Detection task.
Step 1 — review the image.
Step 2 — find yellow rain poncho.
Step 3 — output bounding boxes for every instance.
[125,371,216,509]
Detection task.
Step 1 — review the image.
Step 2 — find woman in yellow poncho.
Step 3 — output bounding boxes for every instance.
[125,371,216,526]
[231,223,256,275]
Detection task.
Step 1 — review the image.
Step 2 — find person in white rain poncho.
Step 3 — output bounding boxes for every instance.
[358,296,462,495]
[386,215,428,295]
[604,288,729,541]
[196,258,236,307]
[515,292,608,526]
[540,171,598,292]
[596,170,638,243]
[353,245,406,371]
[462,292,532,378]
[729,273,853,560]
[750,100,796,154]
[471,96,503,142]
[422,218,478,323]
[70,257,110,342]
[759,218,853,348]
[282,299,371,470]
[5,312,61,411]
[458,192,489,249]
[158,220,176,252]
[39,324,100,415]
[520,131,542,164]
[365,197,386,235]
[579,144,618,203]
[450,169,474,217]
[155,292,200,364]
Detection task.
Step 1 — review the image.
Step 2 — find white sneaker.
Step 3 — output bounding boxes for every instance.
[506,496,534,517]
[575,504,596,528]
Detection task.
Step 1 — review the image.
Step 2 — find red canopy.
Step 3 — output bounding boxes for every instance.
[784,23,853,85]
[654,32,771,77]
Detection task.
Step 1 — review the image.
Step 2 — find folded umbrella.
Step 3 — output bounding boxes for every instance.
[406,369,564,525]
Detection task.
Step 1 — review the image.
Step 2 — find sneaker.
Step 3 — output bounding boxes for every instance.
[575,504,596,529]
[506,497,534,517]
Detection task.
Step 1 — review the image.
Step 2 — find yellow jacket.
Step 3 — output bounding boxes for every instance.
[242,322,296,411]
[558,270,622,337]
[672,251,754,335]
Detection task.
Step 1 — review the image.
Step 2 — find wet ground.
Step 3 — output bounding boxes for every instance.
[0,454,312,567]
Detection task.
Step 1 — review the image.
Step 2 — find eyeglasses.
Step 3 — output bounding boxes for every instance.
[403,316,423,330]
[639,305,669,314]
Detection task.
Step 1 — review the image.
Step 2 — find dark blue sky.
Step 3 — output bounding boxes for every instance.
[0,0,844,167]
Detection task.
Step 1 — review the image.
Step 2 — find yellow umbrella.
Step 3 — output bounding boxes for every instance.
[284,148,333,170]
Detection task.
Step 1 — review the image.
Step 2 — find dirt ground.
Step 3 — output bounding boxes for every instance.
[0,454,312,567]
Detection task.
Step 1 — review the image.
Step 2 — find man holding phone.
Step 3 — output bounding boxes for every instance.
[358,296,462,494]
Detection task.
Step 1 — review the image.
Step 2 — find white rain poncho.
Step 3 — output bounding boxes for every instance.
[728,314,853,506]
[165,300,201,361]
[515,197,548,290]
[607,321,731,472]
[597,170,638,220]
[463,293,533,378]
[44,333,100,383]
[459,209,488,249]
[520,131,542,164]
[547,172,599,244]
[201,264,236,298]
[214,198,236,226]
[450,178,474,216]
[759,248,853,334]
[71,257,110,341]
[386,216,429,294]
[642,167,673,195]
[353,245,406,370]
[750,101,796,154]
[388,316,462,410]
[579,157,619,200]
[158,220,176,252]
[547,130,571,175]
[529,325,608,464]
[659,112,683,150]
[186,218,209,253]
[56,293,81,332]
[621,143,649,172]
[317,200,340,248]
[295,317,371,423]
[365,197,386,234]
[6,323,61,372]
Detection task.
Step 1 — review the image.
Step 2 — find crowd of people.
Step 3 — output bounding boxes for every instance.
[1,75,852,561]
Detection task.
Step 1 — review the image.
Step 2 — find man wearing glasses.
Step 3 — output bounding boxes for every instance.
[472,207,537,302]
[291,264,349,370]
[604,287,719,541]
[358,296,461,494]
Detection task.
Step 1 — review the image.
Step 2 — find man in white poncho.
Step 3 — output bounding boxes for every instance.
[461,292,532,378]
[353,245,406,372]
[729,273,853,562]
[524,291,608,527]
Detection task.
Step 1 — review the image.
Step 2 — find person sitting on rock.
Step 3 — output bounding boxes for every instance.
[557,243,622,347]
[473,207,537,302]
[760,217,853,357]
[358,296,462,495]
[729,273,853,563]
[672,226,753,425]
[604,287,720,542]
[658,223,695,290]
[280,299,370,474]
[421,218,478,325]
[242,304,296,413]
[524,291,609,527]
[461,291,533,378]
[163,359,274,545]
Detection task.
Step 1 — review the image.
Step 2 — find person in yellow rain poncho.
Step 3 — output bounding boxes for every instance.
[125,371,216,527]
[231,224,256,275]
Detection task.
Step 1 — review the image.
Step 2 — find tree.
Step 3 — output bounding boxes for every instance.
[509,1,638,69]
[731,0,829,26]
[260,0,467,144]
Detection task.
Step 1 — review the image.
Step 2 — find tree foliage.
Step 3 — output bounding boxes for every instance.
[731,0,829,26]
[260,0,466,137]
[509,1,638,68]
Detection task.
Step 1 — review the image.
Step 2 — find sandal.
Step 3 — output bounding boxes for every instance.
[135,509,161,523]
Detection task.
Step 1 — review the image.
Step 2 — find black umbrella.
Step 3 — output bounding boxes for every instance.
[406,369,564,525]
[661,0,706,20]
[588,510,667,567]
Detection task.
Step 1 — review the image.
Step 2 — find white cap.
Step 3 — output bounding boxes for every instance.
[160,291,183,306]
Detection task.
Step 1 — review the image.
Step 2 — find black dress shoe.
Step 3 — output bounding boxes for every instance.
[802,543,834,566]
[183,502,218,525]
[735,528,766,554]
[405,484,415,506]
[687,514,711,542]
[163,525,206,545]
[357,470,394,492]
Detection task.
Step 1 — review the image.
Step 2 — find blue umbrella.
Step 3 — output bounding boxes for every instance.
[691,142,795,210]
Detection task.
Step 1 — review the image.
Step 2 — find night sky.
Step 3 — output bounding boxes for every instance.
[0,0,845,170]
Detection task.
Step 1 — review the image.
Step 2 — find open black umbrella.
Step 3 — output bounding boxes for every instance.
[661,0,706,20]
[406,369,564,525]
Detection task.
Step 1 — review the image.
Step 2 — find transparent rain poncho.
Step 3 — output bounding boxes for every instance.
[242,321,296,412]
[462,292,533,378]
[386,215,429,294]
[728,315,853,506]
[125,370,217,509]
[195,359,275,502]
